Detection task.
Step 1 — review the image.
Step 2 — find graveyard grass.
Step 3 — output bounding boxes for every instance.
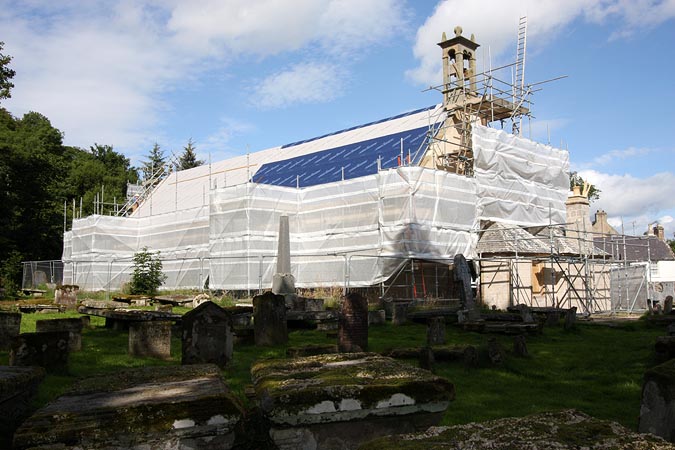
[0,313,661,431]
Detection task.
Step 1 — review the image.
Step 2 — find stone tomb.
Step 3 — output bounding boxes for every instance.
[12,364,244,450]
[35,317,83,352]
[639,358,675,442]
[0,366,45,449]
[54,284,79,308]
[0,311,21,350]
[252,353,454,450]
[129,321,172,359]
[338,292,368,352]
[182,301,233,368]
[10,332,70,373]
[253,291,288,346]
[362,409,673,449]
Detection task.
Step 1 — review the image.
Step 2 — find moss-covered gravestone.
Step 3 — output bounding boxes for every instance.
[12,365,244,450]
[252,353,454,450]
[427,317,446,346]
[338,292,368,352]
[9,332,69,373]
[253,291,288,346]
[35,318,83,352]
[182,301,233,368]
[361,409,673,449]
[639,359,675,442]
[128,321,171,359]
[0,312,21,350]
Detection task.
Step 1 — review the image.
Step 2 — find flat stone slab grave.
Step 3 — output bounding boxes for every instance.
[0,366,45,449]
[360,409,675,449]
[252,352,454,450]
[12,364,244,450]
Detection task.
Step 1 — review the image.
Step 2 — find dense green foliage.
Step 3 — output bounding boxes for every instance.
[569,171,601,202]
[0,41,15,101]
[129,247,167,295]
[178,138,203,170]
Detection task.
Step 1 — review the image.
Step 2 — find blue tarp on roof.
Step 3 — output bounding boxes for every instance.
[252,124,435,188]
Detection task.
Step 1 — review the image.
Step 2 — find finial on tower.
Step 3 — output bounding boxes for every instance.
[454,26,463,37]
[442,31,447,41]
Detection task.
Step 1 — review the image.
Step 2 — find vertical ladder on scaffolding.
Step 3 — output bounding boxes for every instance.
[513,16,527,135]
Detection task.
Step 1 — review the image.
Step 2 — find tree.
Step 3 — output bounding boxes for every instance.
[178,138,203,170]
[669,236,675,255]
[569,171,601,202]
[129,247,167,295]
[141,142,166,182]
[0,41,15,101]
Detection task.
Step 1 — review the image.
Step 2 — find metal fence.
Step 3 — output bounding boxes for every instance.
[21,260,64,290]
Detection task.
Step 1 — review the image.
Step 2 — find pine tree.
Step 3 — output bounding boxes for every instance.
[178,138,204,170]
[141,142,166,182]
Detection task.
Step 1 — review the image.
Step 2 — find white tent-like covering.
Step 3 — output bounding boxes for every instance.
[62,105,569,291]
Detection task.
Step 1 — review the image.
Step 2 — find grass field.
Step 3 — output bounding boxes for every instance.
[0,311,662,431]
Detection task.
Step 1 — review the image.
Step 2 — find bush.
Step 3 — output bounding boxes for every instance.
[129,247,167,296]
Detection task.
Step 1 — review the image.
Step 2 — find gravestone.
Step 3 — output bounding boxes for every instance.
[128,321,172,359]
[546,312,561,327]
[304,298,324,312]
[54,285,79,308]
[463,345,479,369]
[564,307,577,330]
[419,346,435,371]
[454,254,479,320]
[0,366,45,449]
[182,301,233,368]
[487,337,504,365]
[80,315,91,329]
[10,332,69,373]
[253,291,288,346]
[392,302,409,325]
[638,358,675,442]
[155,304,173,312]
[513,304,534,323]
[368,309,386,326]
[35,318,83,352]
[0,312,21,350]
[513,334,528,357]
[427,317,446,346]
[338,292,368,352]
[665,296,673,315]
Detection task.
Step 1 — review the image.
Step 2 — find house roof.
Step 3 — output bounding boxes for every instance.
[476,222,550,255]
[593,235,675,262]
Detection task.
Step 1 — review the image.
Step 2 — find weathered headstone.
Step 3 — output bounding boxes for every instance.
[10,332,69,373]
[155,304,173,312]
[513,334,528,357]
[0,311,21,350]
[454,254,479,320]
[54,285,79,308]
[463,345,479,369]
[182,301,233,368]
[665,296,673,315]
[80,315,91,329]
[392,302,409,325]
[192,293,210,308]
[35,318,83,352]
[338,292,368,352]
[487,337,504,365]
[253,291,288,346]
[546,312,561,327]
[304,298,324,312]
[128,321,172,359]
[513,304,534,323]
[419,346,435,371]
[12,365,244,450]
[0,366,45,449]
[368,309,386,326]
[427,317,446,346]
[655,336,675,363]
[638,358,675,442]
[564,307,577,330]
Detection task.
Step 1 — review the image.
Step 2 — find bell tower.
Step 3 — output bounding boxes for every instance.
[438,26,480,109]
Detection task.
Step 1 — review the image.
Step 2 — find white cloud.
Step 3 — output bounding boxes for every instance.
[407,0,675,86]
[199,117,255,161]
[580,169,675,238]
[251,62,346,109]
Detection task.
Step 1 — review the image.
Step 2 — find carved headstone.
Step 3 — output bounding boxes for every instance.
[487,337,504,365]
[513,334,528,357]
[128,321,172,359]
[427,317,446,346]
[10,331,70,372]
[338,292,368,352]
[35,318,83,352]
[368,309,386,326]
[514,304,534,323]
[392,302,408,325]
[182,301,233,368]
[0,311,21,350]
[419,346,435,371]
[54,285,79,308]
[463,345,479,369]
[564,307,577,330]
[253,291,288,346]
[454,254,478,320]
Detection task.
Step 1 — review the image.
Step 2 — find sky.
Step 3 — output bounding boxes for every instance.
[2,0,675,239]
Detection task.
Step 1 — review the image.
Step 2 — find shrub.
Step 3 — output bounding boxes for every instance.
[129,247,167,296]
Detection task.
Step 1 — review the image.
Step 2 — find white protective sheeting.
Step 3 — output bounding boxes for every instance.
[62,115,569,291]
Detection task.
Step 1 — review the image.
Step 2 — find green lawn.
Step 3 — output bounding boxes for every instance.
[0,312,662,431]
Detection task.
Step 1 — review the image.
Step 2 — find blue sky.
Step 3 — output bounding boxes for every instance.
[2,0,675,238]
